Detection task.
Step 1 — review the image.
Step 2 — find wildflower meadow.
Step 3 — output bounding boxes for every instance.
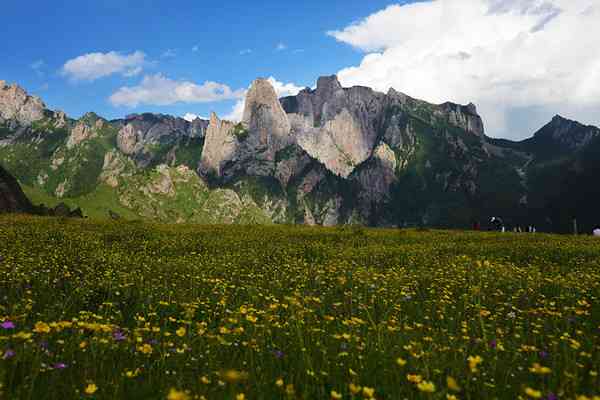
[0,215,599,399]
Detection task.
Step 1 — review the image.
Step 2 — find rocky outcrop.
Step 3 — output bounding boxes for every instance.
[242,78,292,156]
[199,112,237,177]
[117,124,138,155]
[100,150,136,188]
[437,102,485,137]
[0,81,45,127]
[283,76,385,178]
[532,115,600,150]
[67,121,97,148]
[115,113,209,164]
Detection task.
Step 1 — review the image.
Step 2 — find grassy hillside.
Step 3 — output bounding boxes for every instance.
[1,216,599,399]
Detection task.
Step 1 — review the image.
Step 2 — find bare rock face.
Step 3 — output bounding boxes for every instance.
[67,122,97,148]
[147,165,175,196]
[53,111,68,129]
[235,78,293,177]
[295,109,367,178]
[117,124,139,155]
[115,113,209,166]
[437,102,485,137]
[354,142,397,220]
[242,78,291,153]
[283,75,384,178]
[199,112,237,177]
[0,81,46,126]
[100,150,136,188]
[274,146,311,187]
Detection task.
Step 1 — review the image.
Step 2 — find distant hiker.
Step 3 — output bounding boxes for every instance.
[491,217,504,232]
[472,221,481,231]
[593,226,600,237]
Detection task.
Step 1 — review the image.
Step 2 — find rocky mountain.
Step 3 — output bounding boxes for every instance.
[1,76,599,231]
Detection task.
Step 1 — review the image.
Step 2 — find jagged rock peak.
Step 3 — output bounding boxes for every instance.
[0,80,46,126]
[316,75,342,94]
[242,78,291,152]
[534,114,600,149]
[199,112,237,177]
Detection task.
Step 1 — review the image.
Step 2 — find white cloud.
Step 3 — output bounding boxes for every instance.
[224,77,304,121]
[61,51,146,82]
[276,42,288,51]
[182,113,207,122]
[328,0,600,139]
[109,74,245,108]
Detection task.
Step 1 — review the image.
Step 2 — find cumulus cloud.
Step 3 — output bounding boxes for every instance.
[328,0,600,139]
[61,51,146,82]
[109,74,245,108]
[224,77,304,121]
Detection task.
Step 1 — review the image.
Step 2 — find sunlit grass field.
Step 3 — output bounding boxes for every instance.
[1,215,599,400]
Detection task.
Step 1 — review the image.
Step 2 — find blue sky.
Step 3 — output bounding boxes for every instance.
[2,0,599,139]
[2,0,399,121]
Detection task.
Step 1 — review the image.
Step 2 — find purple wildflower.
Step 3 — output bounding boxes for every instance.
[273,349,284,359]
[489,339,497,349]
[2,349,15,360]
[539,350,549,359]
[0,321,15,330]
[112,330,127,342]
[52,362,67,369]
[547,393,557,400]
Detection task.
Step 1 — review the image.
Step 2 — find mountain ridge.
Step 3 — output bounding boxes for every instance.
[1,76,599,232]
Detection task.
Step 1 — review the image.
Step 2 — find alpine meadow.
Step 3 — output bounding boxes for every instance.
[1,216,599,400]
[2,0,600,399]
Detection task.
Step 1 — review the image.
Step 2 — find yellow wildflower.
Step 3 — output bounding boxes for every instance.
[138,343,153,355]
[396,357,407,367]
[221,369,248,383]
[84,383,98,395]
[331,390,343,399]
[235,394,245,400]
[529,363,552,375]
[467,355,483,373]
[407,374,423,383]
[362,387,375,398]
[349,383,361,395]
[447,376,461,392]
[417,381,436,393]
[167,388,190,400]
[33,322,50,334]
[275,378,284,387]
[524,387,542,399]
[176,327,186,337]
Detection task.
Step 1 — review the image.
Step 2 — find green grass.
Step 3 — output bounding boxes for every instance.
[21,184,138,220]
[2,217,598,399]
